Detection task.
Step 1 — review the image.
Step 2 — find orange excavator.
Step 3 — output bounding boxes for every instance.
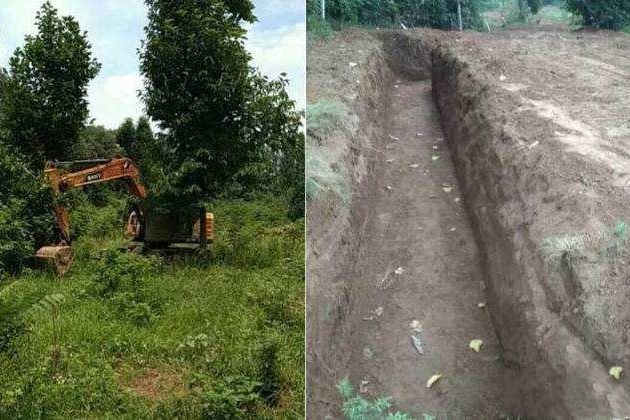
[36,157,213,275]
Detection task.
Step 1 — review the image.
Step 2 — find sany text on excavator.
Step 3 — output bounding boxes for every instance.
[36,157,214,275]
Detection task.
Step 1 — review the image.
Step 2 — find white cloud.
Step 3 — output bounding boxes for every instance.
[1,1,305,127]
[246,22,306,110]
[88,73,144,129]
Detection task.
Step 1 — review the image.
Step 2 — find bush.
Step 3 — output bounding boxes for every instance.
[194,375,262,418]
[307,0,484,30]
[90,249,165,325]
[209,198,303,268]
[527,0,543,14]
[0,144,54,276]
[565,0,630,29]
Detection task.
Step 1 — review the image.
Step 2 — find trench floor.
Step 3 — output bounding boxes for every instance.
[345,79,511,417]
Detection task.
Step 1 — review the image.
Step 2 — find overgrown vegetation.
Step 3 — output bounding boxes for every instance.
[0,198,304,418]
[0,0,304,417]
[307,0,630,34]
[307,0,485,30]
[140,0,304,218]
[337,378,425,420]
[564,0,630,30]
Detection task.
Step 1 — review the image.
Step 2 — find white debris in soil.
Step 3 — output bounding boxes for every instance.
[375,307,383,316]
[394,267,404,275]
[363,347,373,359]
[389,134,399,141]
[359,380,370,394]
[410,319,422,333]
[409,163,420,168]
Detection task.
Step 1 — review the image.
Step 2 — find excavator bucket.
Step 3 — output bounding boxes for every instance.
[35,245,74,276]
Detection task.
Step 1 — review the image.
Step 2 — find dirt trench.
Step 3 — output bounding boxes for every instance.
[307,29,630,419]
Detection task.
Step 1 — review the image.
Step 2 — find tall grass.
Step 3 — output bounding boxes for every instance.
[0,196,304,418]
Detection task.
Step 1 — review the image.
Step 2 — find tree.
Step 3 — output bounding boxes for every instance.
[135,116,154,164]
[116,118,136,157]
[308,0,484,29]
[564,0,630,29]
[0,144,54,275]
[72,125,120,160]
[139,0,303,216]
[0,1,100,168]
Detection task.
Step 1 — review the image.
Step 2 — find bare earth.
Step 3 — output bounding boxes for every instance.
[307,27,630,418]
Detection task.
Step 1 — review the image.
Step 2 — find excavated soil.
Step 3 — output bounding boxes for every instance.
[307,27,630,418]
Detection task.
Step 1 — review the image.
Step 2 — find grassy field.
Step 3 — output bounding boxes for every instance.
[0,197,304,418]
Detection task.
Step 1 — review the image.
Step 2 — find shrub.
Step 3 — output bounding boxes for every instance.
[90,249,165,325]
[0,144,54,276]
[527,0,543,14]
[306,100,346,138]
[337,378,417,419]
[195,375,262,418]
[564,0,630,29]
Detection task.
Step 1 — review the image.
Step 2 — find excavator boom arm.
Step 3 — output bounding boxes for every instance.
[44,157,148,245]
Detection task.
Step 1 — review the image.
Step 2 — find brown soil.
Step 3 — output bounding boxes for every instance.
[307,27,630,418]
[124,368,185,401]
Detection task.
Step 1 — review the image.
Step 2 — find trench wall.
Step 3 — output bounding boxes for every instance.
[389,32,630,416]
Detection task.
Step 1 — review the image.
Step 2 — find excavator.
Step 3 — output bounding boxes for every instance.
[35,157,214,275]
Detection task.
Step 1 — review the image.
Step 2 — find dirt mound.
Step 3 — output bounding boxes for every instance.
[307,27,630,418]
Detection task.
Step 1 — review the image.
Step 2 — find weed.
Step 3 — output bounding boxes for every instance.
[257,339,281,407]
[0,196,304,418]
[306,146,350,203]
[539,233,585,262]
[307,15,334,41]
[337,378,419,420]
[307,100,347,138]
[25,293,66,373]
[194,374,262,418]
[602,220,629,258]
[613,221,628,242]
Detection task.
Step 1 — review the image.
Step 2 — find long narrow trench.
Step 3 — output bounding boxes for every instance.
[344,78,511,417]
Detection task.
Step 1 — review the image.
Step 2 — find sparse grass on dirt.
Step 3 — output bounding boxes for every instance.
[306,100,347,138]
[0,197,304,418]
[483,4,578,29]
[306,146,350,204]
[337,378,428,420]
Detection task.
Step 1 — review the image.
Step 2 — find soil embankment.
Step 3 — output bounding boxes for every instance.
[307,28,630,418]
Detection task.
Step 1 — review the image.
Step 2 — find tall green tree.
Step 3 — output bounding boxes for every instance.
[134,116,154,162]
[0,1,100,168]
[140,0,303,215]
[116,117,136,157]
[308,0,483,29]
[72,124,120,160]
[564,0,630,29]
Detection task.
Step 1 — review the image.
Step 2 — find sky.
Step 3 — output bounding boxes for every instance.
[0,0,305,129]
